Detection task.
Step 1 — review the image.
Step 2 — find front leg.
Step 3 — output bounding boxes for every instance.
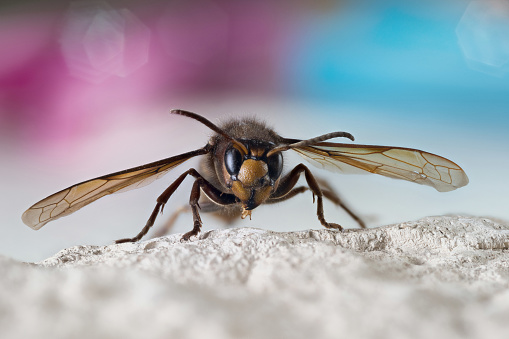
[181,175,238,241]
[151,201,236,239]
[271,164,342,231]
[116,169,236,243]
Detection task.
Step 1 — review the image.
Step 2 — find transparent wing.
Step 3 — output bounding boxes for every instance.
[291,142,468,192]
[22,147,209,230]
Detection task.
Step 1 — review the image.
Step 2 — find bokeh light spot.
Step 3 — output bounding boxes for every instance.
[456,0,509,76]
[60,2,150,83]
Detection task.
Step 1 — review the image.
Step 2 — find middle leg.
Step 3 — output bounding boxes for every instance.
[267,183,366,229]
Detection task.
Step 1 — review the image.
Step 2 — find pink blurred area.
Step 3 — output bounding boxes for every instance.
[0,0,302,157]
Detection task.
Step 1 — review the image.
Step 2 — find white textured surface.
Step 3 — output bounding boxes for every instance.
[2,216,509,339]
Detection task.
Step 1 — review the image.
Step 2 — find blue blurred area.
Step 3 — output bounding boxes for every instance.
[284,0,509,129]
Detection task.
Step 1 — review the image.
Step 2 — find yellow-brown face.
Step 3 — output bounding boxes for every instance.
[223,142,283,211]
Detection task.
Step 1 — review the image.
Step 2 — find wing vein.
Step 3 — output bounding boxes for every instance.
[291,143,468,192]
[22,146,210,230]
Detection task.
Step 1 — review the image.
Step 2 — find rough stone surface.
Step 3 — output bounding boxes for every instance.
[2,216,509,339]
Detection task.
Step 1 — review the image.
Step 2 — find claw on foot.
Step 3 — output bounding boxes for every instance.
[181,220,202,242]
[326,222,343,231]
[180,233,193,242]
[115,237,136,244]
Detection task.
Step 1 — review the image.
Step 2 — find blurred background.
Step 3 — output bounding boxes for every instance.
[1,0,508,262]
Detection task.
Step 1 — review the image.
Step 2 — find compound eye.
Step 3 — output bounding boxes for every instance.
[267,152,283,180]
[225,147,243,176]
